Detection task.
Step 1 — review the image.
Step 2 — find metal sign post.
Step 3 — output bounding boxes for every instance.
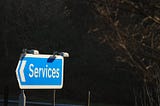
[18,90,26,106]
[53,89,56,106]
[88,91,91,106]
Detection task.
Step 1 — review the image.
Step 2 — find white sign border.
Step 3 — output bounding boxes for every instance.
[16,54,64,89]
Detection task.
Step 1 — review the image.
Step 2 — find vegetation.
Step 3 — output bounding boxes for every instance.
[65,0,160,105]
[90,0,160,105]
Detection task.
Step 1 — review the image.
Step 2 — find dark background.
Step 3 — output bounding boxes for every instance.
[1,0,158,105]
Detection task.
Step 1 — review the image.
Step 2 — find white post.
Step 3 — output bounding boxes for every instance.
[18,90,26,106]
[88,91,91,106]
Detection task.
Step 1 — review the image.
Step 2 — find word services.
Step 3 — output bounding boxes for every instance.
[16,54,64,89]
[29,64,60,79]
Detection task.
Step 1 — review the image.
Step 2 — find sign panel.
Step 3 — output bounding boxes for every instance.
[16,54,64,89]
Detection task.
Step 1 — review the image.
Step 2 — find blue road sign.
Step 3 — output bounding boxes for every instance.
[16,54,64,89]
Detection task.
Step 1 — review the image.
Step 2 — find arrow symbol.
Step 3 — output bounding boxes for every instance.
[20,60,26,82]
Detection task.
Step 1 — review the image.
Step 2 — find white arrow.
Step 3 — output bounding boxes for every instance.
[20,60,26,82]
